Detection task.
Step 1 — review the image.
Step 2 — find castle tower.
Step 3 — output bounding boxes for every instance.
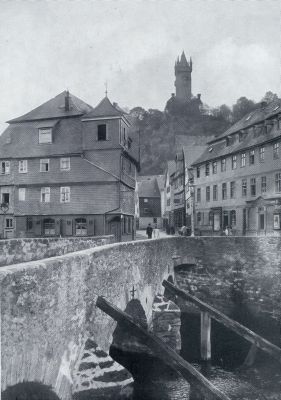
[174,51,192,102]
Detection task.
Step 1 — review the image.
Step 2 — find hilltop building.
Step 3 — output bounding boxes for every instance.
[0,91,139,241]
[192,99,281,236]
[175,51,192,102]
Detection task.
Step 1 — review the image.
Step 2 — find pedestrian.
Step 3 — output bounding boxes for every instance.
[224,226,229,236]
[153,224,160,238]
[146,223,153,239]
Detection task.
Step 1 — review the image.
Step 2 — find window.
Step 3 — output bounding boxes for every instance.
[38,128,52,144]
[197,212,201,224]
[60,187,70,203]
[232,155,237,170]
[40,159,49,172]
[75,218,87,236]
[144,198,148,203]
[197,188,201,202]
[241,153,246,167]
[250,178,256,196]
[221,158,226,172]
[249,149,255,165]
[5,218,13,228]
[167,186,170,193]
[19,188,26,201]
[259,147,265,162]
[222,183,227,200]
[230,210,236,227]
[275,173,281,192]
[144,208,149,214]
[97,124,107,141]
[41,187,50,203]
[273,143,279,159]
[213,185,218,201]
[60,157,70,171]
[205,163,210,176]
[1,161,10,175]
[19,160,28,173]
[206,186,210,202]
[242,179,247,197]
[2,193,10,204]
[196,167,200,178]
[26,217,33,231]
[261,176,267,193]
[43,218,55,235]
[230,181,236,198]
[212,161,217,174]
[209,212,213,226]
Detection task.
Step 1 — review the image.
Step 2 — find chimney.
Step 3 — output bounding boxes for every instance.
[65,90,70,111]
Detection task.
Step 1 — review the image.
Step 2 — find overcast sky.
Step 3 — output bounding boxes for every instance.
[0,0,280,128]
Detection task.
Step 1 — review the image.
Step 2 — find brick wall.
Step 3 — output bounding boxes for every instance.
[0,235,114,266]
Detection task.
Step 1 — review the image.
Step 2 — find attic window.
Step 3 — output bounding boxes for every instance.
[39,128,52,144]
[208,147,213,152]
[245,113,252,121]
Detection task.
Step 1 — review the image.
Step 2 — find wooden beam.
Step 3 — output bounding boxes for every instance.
[96,296,231,400]
[162,280,281,363]
[201,311,211,362]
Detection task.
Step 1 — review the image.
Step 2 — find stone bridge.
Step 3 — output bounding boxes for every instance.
[1,236,281,399]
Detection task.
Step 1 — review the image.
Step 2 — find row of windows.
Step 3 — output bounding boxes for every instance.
[1,158,71,175]
[18,187,71,203]
[196,173,281,202]
[197,210,237,227]
[197,142,281,178]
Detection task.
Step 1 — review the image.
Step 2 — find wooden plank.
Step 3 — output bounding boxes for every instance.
[96,296,231,400]
[201,311,211,361]
[162,280,281,363]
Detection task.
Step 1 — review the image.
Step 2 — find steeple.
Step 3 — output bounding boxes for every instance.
[174,51,192,102]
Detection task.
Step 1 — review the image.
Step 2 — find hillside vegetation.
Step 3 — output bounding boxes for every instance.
[130,91,278,175]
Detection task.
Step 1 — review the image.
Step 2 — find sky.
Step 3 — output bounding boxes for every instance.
[0,0,280,129]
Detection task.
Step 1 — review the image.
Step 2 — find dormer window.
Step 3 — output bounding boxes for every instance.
[97,124,107,141]
[39,128,52,144]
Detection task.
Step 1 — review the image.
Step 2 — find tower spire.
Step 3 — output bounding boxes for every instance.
[105,81,108,97]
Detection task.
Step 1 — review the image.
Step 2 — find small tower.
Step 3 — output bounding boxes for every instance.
[174,51,192,102]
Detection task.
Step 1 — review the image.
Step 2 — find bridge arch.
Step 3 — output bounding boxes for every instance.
[2,381,61,400]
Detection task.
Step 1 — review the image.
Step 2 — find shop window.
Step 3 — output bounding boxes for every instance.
[43,218,55,236]
[75,218,87,236]
[230,210,236,227]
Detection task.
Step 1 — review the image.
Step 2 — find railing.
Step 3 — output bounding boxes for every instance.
[162,280,281,364]
[96,296,231,400]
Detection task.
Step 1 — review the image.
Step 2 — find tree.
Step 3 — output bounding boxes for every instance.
[261,91,278,104]
[232,97,256,122]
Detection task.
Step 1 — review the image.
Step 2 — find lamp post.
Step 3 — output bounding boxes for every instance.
[188,181,195,237]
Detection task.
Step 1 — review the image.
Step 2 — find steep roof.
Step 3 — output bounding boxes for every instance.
[137,177,160,198]
[8,91,93,123]
[209,99,281,144]
[84,97,125,119]
[182,145,207,168]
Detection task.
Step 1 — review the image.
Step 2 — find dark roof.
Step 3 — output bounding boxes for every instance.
[193,121,281,165]
[182,145,207,167]
[8,91,93,123]
[138,177,160,198]
[84,97,125,119]
[209,99,281,144]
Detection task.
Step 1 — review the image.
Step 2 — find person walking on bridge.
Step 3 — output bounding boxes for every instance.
[146,223,153,239]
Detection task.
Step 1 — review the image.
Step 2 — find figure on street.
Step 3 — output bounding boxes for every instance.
[153,224,160,238]
[146,223,153,239]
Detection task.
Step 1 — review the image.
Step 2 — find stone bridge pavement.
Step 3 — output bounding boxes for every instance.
[1,236,281,399]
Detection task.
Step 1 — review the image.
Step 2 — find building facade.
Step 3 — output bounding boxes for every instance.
[0,91,139,241]
[137,176,162,229]
[192,100,281,236]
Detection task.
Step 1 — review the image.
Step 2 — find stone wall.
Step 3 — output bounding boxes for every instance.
[0,237,179,400]
[0,235,114,266]
[173,237,281,344]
